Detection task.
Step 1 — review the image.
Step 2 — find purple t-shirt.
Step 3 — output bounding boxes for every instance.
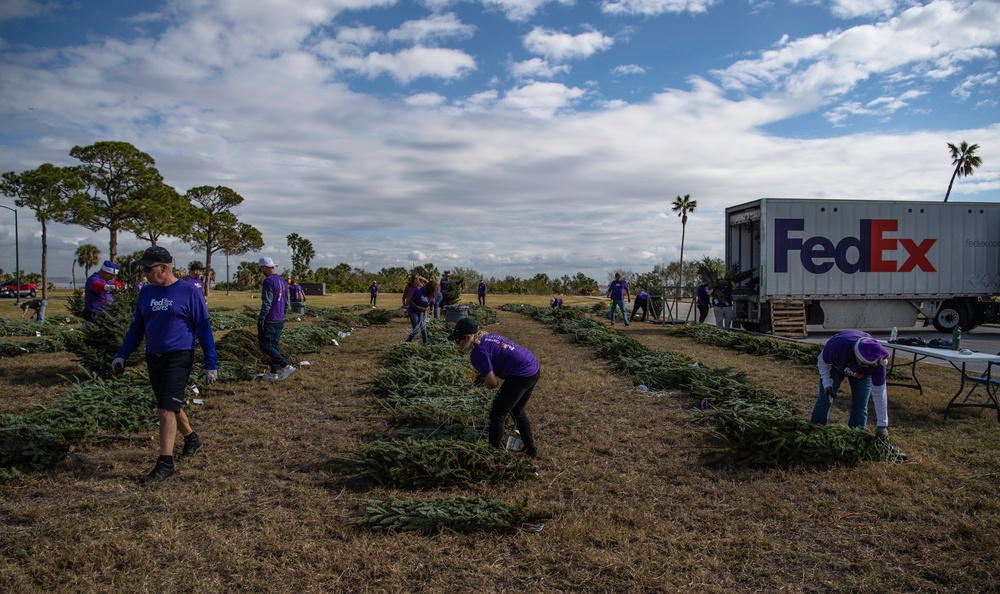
[117,280,217,369]
[820,330,887,386]
[470,334,540,379]
[259,274,289,321]
[84,272,116,313]
[608,279,628,300]
[185,275,204,293]
[407,286,433,315]
[370,284,378,296]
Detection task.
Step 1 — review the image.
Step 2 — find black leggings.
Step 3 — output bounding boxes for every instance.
[630,297,649,321]
[489,370,539,455]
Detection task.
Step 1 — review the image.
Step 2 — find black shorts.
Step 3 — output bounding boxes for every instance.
[146,350,195,412]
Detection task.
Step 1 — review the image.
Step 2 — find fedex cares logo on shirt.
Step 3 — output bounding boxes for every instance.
[774,218,936,274]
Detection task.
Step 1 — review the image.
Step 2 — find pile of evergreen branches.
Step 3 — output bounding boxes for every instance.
[351,495,549,534]
[500,303,905,469]
[1,374,156,477]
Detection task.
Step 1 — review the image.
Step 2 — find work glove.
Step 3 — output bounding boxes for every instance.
[875,426,889,444]
[824,386,836,406]
[198,369,218,385]
[103,283,117,293]
[111,357,125,374]
[473,375,486,388]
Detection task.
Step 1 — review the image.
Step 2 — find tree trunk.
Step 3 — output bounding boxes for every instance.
[71,261,76,291]
[41,221,48,300]
[944,166,959,202]
[109,228,118,262]
[204,250,212,297]
[678,215,687,298]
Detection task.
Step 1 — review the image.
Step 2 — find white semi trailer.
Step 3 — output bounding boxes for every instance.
[725,199,1000,333]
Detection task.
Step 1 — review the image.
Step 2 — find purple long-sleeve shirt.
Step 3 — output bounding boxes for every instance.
[116,280,217,370]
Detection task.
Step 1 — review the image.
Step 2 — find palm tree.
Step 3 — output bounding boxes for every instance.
[75,244,100,289]
[944,141,983,202]
[671,194,697,296]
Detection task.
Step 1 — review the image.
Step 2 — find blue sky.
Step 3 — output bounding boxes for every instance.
[1,0,998,285]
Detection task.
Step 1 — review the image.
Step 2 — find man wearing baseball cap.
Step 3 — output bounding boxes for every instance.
[185,263,206,296]
[811,329,892,442]
[258,257,295,382]
[113,246,218,483]
[82,259,124,321]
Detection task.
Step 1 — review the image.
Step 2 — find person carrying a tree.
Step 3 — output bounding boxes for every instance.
[449,317,539,459]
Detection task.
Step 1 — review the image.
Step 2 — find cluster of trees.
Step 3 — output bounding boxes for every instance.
[1,141,263,300]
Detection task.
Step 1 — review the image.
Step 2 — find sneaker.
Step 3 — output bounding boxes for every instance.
[277,364,297,381]
[180,432,203,459]
[139,460,174,484]
[263,373,278,382]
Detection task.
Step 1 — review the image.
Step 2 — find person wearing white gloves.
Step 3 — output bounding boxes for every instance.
[113,246,218,484]
[82,259,123,321]
[811,330,891,442]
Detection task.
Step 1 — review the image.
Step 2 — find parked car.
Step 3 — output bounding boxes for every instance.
[0,280,38,298]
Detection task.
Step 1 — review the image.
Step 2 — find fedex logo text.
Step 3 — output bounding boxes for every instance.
[774,218,936,274]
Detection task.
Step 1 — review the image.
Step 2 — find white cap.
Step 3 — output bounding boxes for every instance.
[258,257,275,268]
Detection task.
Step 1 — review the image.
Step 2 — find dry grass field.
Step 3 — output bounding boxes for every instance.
[2,292,1000,593]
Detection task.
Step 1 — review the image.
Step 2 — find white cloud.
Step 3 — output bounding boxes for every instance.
[509,58,571,79]
[1,0,999,285]
[712,1,1000,117]
[613,64,645,75]
[523,27,614,62]
[387,13,476,45]
[482,0,575,22]
[829,0,901,20]
[405,92,448,106]
[500,81,587,116]
[336,46,476,83]
[0,0,55,21]
[601,0,719,16]
[952,70,1000,101]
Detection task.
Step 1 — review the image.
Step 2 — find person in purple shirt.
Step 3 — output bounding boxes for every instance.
[811,330,891,442]
[405,279,439,345]
[449,317,539,458]
[630,289,651,322]
[258,257,296,382]
[696,282,711,324]
[606,272,630,326]
[112,246,218,484]
[83,260,124,321]
[185,263,206,296]
[549,296,563,309]
[369,280,378,307]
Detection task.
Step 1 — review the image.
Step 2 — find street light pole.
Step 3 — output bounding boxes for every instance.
[0,205,18,305]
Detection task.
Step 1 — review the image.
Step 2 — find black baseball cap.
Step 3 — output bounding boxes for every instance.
[135,246,172,267]
[189,263,204,271]
[447,317,479,341]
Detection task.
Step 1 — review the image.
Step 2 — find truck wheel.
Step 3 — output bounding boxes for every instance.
[29,289,36,298]
[932,301,969,333]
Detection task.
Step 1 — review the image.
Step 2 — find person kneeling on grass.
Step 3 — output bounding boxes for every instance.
[449,317,539,458]
[811,330,891,443]
[113,246,218,484]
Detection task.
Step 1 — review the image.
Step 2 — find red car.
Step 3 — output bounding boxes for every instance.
[0,280,38,298]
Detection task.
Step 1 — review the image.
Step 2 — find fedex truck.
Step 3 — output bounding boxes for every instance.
[725,199,1000,333]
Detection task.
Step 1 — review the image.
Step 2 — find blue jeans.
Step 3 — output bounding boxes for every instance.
[406,311,428,344]
[258,320,288,373]
[811,369,871,429]
[609,299,628,325]
[433,293,443,318]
